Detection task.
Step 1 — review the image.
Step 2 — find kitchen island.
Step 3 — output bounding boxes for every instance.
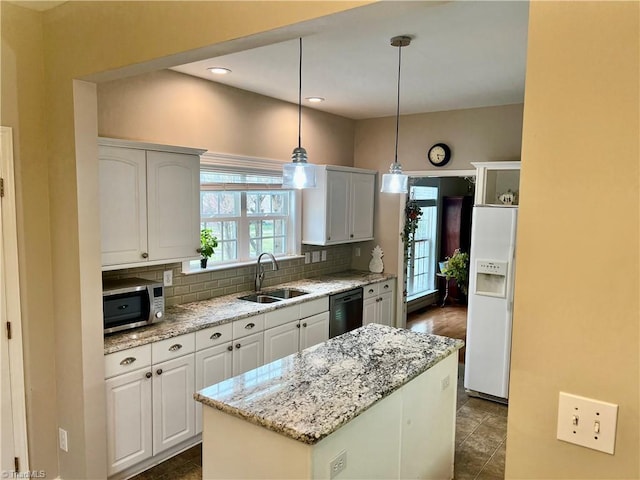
[195,323,463,479]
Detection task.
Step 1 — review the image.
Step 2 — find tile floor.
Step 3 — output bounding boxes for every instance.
[132,304,507,480]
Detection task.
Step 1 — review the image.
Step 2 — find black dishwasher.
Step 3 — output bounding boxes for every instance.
[329,287,363,338]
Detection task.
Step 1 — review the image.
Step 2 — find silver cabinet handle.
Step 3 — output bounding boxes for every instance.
[141,252,149,259]
[145,372,152,379]
[168,344,182,352]
[383,284,389,289]
[302,322,307,328]
[227,345,233,351]
[156,368,163,375]
[368,289,375,294]
[210,332,222,340]
[120,357,136,366]
[244,323,255,330]
[235,343,241,349]
[297,323,301,329]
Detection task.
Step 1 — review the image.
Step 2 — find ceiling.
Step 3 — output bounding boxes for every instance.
[172,1,529,120]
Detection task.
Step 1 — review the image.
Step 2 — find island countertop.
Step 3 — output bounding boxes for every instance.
[104,270,395,354]
[194,323,464,445]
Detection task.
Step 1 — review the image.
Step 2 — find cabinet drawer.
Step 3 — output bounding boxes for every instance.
[105,344,151,379]
[300,297,329,319]
[195,322,233,351]
[363,284,379,299]
[265,305,299,330]
[233,314,265,339]
[152,333,195,364]
[378,280,395,295]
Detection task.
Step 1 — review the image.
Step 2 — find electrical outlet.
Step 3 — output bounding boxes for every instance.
[557,392,618,454]
[58,428,68,452]
[312,251,321,263]
[163,270,173,286]
[304,252,311,264]
[354,247,361,257]
[321,250,327,261]
[329,450,347,478]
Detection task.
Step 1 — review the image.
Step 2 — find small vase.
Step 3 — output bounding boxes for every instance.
[200,258,208,269]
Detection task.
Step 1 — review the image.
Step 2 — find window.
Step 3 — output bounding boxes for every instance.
[185,154,299,272]
[407,186,439,299]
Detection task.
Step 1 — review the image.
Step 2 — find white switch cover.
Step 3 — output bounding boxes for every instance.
[321,250,327,261]
[312,251,321,263]
[304,252,311,264]
[163,270,173,286]
[557,392,618,454]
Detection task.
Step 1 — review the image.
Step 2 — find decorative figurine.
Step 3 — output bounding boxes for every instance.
[498,189,517,205]
[369,245,384,273]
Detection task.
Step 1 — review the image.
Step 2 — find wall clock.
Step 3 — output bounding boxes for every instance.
[427,143,451,167]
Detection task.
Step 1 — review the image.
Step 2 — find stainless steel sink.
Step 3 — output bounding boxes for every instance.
[237,294,282,303]
[264,288,309,299]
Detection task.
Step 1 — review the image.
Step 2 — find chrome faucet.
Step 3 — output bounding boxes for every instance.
[255,252,279,292]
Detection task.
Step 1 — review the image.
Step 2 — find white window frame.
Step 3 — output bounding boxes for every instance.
[182,152,302,274]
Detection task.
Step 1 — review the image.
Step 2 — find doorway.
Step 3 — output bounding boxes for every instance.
[0,126,29,474]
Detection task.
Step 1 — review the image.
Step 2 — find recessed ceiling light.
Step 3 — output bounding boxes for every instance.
[305,97,325,103]
[208,67,231,75]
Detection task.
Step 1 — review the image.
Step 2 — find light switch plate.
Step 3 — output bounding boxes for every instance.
[304,252,311,264]
[557,391,618,454]
[163,270,173,286]
[312,251,320,263]
[321,250,327,261]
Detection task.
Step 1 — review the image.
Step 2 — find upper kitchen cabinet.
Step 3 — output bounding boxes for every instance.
[302,166,376,245]
[99,138,206,270]
[472,161,521,206]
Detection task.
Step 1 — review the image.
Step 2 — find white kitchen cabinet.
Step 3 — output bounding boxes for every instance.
[105,367,153,476]
[299,311,330,350]
[98,138,205,270]
[264,322,300,364]
[363,280,396,327]
[472,161,521,206]
[104,333,196,475]
[232,331,264,376]
[151,353,195,455]
[195,343,233,434]
[302,166,376,245]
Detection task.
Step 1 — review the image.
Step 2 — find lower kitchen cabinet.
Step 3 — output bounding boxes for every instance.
[151,354,196,455]
[105,367,153,476]
[264,312,330,364]
[232,331,264,376]
[363,280,395,327]
[195,343,233,434]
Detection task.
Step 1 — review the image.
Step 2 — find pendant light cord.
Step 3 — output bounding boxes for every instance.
[298,37,303,150]
[394,41,402,164]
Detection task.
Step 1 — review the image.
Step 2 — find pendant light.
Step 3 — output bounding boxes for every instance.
[282,38,316,189]
[380,35,411,194]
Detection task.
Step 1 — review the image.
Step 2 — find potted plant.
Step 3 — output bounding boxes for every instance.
[200,228,218,269]
[440,249,470,296]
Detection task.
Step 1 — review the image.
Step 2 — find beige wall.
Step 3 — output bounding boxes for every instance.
[506,2,639,478]
[1,1,369,478]
[0,3,59,476]
[98,69,355,166]
[353,104,524,274]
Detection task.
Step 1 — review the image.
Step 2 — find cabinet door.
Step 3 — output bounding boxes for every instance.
[152,354,195,455]
[378,292,394,327]
[326,170,350,243]
[99,146,148,266]
[195,344,233,434]
[363,297,378,326]
[232,331,264,376]
[146,150,200,262]
[300,312,329,350]
[105,367,152,476]
[350,173,375,241]
[264,322,300,364]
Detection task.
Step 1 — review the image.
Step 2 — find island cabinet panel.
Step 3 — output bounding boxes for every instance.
[302,166,376,245]
[105,367,153,476]
[151,354,196,455]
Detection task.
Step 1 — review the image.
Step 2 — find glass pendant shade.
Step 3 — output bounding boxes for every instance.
[380,162,408,193]
[282,38,316,189]
[283,147,316,189]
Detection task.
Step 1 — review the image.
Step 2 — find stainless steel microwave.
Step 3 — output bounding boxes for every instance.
[102,277,165,334]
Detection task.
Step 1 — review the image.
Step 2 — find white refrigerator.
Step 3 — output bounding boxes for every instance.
[464,205,518,402]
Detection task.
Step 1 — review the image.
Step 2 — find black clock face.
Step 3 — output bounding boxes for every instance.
[428,143,451,167]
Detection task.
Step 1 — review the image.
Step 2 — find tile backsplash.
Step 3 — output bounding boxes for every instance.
[102,244,355,307]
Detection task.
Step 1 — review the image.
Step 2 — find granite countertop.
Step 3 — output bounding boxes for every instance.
[104,270,395,354]
[195,323,463,445]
